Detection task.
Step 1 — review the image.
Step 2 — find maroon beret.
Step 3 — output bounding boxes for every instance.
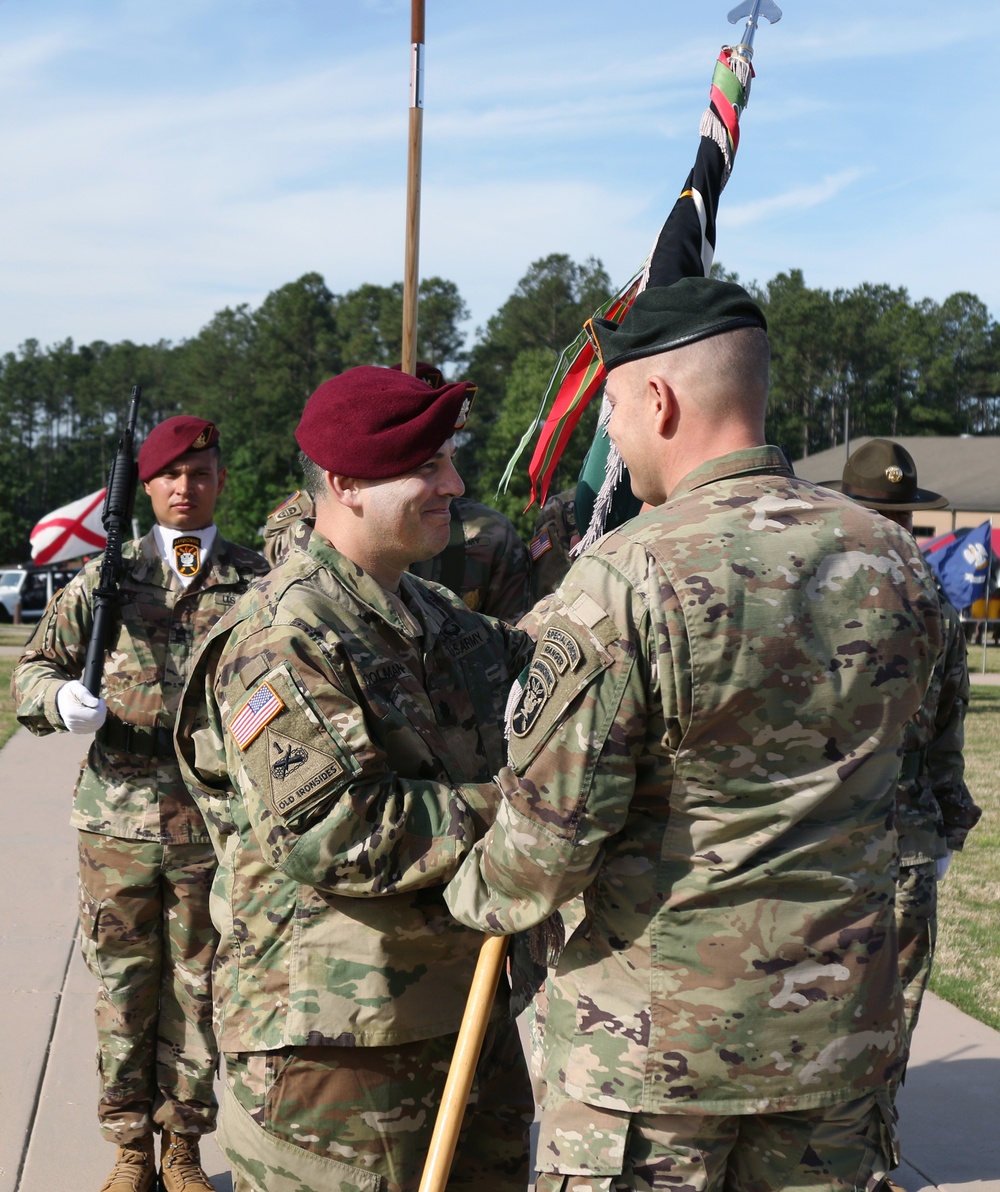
[390,360,445,389]
[138,416,219,482]
[295,366,476,480]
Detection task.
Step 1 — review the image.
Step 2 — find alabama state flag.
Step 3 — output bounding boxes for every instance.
[30,489,107,565]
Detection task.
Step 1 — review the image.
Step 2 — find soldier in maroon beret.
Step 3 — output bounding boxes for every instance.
[262,364,533,622]
[176,366,535,1192]
[13,414,269,1192]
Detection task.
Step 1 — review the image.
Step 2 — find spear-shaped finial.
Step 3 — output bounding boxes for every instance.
[727,0,782,57]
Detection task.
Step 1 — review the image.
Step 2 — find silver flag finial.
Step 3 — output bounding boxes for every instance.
[727,0,782,56]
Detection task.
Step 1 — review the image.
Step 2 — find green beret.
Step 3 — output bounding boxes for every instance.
[586,277,767,371]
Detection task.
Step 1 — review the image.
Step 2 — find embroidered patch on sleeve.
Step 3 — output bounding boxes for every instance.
[228,681,285,750]
[529,530,553,561]
[265,729,346,820]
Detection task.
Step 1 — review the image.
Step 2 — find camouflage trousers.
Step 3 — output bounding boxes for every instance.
[533,1088,898,1192]
[77,831,219,1143]
[223,1016,533,1192]
[895,861,938,1044]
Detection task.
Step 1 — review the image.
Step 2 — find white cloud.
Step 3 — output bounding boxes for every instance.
[721,170,866,229]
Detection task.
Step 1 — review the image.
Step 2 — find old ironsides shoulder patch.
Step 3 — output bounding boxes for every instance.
[265,728,345,820]
[228,681,285,750]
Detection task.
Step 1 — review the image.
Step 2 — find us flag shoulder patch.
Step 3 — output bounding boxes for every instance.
[529,531,552,561]
[228,681,285,750]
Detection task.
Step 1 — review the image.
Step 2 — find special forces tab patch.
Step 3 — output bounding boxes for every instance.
[542,625,582,670]
[228,681,285,750]
[265,728,345,821]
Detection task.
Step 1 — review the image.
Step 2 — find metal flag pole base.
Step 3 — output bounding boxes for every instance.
[417,934,510,1192]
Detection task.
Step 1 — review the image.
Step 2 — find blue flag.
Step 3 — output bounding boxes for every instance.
[924,521,994,611]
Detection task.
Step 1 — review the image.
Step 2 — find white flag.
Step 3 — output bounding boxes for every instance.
[30,489,107,565]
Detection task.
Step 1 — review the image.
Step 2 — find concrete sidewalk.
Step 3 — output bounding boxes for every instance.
[1,724,998,1192]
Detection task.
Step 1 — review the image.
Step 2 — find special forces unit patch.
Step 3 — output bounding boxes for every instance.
[229,681,285,749]
[173,536,202,577]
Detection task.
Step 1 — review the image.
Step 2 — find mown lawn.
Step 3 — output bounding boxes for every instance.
[0,625,30,748]
[930,682,1000,1029]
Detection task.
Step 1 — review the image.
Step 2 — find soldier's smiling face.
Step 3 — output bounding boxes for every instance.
[359,439,464,572]
[143,449,227,531]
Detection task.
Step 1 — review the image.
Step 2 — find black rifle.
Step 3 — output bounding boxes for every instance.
[82,387,142,696]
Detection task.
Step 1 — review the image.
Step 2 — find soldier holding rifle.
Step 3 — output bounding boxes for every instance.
[174,366,534,1192]
[12,414,267,1192]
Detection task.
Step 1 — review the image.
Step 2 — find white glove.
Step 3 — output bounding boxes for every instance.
[935,852,952,881]
[56,680,107,734]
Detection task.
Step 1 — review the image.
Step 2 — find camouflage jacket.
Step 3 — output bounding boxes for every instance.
[529,486,580,602]
[12,531,268,844]
[175,521,534,1052]
[263,492,532,622]
[897,593,980,864]
[446,446,943,1116]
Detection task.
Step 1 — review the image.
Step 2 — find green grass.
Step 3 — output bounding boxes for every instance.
[0,624,32,648]
[0,658,19,749]
[965,636,1000,675]
[929,684,1000,1029]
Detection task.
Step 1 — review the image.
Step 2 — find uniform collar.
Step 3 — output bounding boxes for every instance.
[669,445,792,501]
[306,528,432,639]
[130,528,238,590]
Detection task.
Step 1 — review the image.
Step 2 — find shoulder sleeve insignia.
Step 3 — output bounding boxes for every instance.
[529,530,553,561]
[541,625,582,670]
[228,681,285,750]
[511,663,552,738]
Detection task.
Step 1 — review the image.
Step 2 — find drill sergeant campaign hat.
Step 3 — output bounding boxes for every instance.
[823,438,949,511]
[138,416,220,482]
[295,365,476,480]
[585,276,767,372]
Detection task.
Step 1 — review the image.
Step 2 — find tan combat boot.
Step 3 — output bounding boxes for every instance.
[98,1136,156,1192]
[159,1130,215,1192]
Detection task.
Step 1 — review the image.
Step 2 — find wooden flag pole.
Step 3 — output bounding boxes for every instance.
[417,934,509,1192]
[402,0,425,376]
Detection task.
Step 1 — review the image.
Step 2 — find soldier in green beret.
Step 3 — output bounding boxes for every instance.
[825,440,981,1069]
[175,366,534,1192]
[445,277,944,1191]
[12,416,268,1192]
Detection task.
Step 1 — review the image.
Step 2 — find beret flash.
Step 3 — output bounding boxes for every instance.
[138,416,219,482]
[295,366,476,480]
[586,277,767,372]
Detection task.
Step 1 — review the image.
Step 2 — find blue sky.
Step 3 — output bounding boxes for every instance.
[0,0,994,357]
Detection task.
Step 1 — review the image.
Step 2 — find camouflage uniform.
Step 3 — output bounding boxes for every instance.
[174,521,535,1192]
[528,486,580,602]
[12,531,268,1143]
[446,446,943,1191]
[894,594,980,1041]
[263,491,532,622]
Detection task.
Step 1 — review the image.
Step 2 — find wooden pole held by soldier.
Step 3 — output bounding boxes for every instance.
[417,934,509,1192]
[402,0,425,376]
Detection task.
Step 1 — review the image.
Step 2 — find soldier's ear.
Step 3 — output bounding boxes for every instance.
[646,375,677,437]
[327,472,363,510]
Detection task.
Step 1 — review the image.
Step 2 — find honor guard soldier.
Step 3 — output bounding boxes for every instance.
[175,366,534,1192]
[11,416,268,1192]
[445,278,944,1192]
[825,440,981,1058]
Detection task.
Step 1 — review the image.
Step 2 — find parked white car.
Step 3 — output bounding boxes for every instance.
[0,566,79,622]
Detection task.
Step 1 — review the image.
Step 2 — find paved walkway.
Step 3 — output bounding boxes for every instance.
[1,725,998,1191]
